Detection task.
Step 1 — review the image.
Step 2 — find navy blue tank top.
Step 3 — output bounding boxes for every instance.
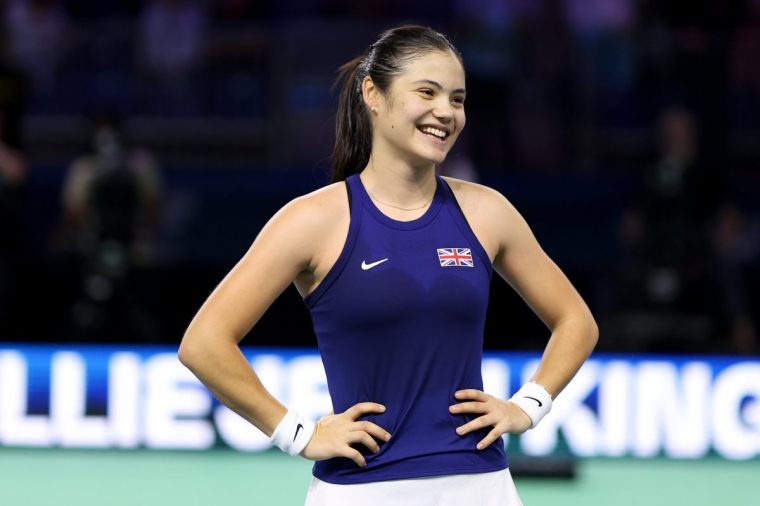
[304,173,508,484]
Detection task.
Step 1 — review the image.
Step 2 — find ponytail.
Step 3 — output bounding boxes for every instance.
[331,54,373,183]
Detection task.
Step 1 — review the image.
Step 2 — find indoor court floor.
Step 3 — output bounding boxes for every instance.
[1,448,757,505]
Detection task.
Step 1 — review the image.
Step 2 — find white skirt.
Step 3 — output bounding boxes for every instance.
[304,468,523,506]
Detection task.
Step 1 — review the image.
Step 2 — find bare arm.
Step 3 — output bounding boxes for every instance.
[448,183,598,447]
[492,196,598,397]
[178,196,317,436]
[178,187,391,465]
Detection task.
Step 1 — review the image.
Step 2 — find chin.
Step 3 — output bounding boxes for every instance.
[427,150,449,166]
[413,146,450,166]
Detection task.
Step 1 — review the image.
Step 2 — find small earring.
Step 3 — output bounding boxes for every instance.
[371,107,377,113]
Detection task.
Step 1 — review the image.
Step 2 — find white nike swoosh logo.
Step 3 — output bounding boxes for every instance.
[361,258,389,270]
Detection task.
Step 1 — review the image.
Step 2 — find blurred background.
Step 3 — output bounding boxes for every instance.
[0,0,759,355]
[1,0,760,355]
[0,0,759,505]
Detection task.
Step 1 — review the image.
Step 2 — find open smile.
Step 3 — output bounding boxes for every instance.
[417,125,451,144]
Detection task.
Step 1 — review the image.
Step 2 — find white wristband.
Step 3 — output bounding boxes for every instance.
[508,382,553,428]
[270,410,316,456]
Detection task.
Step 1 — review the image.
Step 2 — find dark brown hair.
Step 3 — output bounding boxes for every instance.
[330,25,463,182]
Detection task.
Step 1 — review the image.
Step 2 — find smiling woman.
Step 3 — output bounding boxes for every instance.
[365,52,466,179]
[178,24,598,506]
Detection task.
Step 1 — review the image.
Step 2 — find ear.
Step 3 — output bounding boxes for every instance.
[361,75,381,113]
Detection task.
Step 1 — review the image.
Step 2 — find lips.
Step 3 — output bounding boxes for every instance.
[417,124,451,143]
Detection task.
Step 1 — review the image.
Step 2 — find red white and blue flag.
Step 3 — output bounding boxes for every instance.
[437,247,474,267]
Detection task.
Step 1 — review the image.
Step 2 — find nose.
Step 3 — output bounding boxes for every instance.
[433,100,454,122]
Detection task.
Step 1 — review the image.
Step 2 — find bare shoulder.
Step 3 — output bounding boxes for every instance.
[269,181,350,284]
[298,180,349,208]
[180,181,350,342]
[440,176,513,215]
[440,176,526,259]
[248,181,348,263]
[275,181,349,232]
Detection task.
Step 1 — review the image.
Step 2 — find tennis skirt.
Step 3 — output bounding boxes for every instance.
[304,468,523,506]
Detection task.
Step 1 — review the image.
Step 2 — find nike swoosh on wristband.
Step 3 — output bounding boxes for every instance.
[361,258,389,270]
[524,396,543,407]
[293,423,304,442]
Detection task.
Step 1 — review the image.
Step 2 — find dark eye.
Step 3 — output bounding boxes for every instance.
[453,96,465,105]
[419,89,434,97]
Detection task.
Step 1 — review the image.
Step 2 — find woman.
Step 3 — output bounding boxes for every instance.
[179,25,598,505]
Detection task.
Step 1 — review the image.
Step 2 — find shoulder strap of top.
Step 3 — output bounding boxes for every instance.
[345,174,366,211]
[303,176,363,307]
[438,176,492,270]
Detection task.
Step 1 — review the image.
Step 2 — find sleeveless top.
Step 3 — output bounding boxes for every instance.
[303,173,508,484]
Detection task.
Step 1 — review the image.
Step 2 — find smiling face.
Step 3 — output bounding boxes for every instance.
[365,49,466,170]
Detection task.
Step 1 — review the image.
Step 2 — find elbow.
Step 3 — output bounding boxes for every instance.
[178,331,204,371]
[587,312,600,352]
[178,326,238,371]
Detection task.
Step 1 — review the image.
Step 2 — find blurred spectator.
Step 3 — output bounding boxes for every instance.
[2,0,71,94]
[635,0,742,158]
[135,0,207,115]
[712,202,759,354]
[730,0,760,128]
[61,112,162,256]
[563,0,635,129]
[0,33,27,151]
[564,0,635,93]
[0,35,28,337]
[0,142,24,332]
[613,106,756,353]
[205,1,270,118]
[507,0,574,172]
[58,111,163,341]
[451,0,514,172]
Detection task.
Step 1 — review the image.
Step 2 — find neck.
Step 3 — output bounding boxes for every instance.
[360,155,437,210]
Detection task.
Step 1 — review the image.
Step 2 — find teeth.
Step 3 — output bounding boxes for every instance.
[421,127,446,139]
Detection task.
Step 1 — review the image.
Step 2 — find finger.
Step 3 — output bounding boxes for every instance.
[449,401,489,415]
[477,427,504,450]
[454,389,487,401]
[342,447,367,467]
[455,414,496,436]
[349,431,381,453]
[345,402,386,420]
[351,421,392,442]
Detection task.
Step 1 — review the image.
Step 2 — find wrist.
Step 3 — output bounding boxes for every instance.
[508,382,552,428]
[269,409,316,456]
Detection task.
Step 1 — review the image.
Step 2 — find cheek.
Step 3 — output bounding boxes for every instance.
[405,107,421,121]
[451,113,466,142]
[400,99,427,120]
[386,101,417,132]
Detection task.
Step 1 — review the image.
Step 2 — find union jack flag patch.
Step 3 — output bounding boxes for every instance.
[437,248,474,267]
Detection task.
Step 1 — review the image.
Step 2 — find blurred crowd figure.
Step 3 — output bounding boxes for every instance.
[0,0,755,171]
[0,31,28,337]
[731,0,760,128]
[2,0,72,94]
[135,0,207,115]
[57,110,163,341]
[612,106,757,354]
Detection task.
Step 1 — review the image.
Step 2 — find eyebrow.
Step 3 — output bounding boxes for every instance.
[412,79,466,95]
